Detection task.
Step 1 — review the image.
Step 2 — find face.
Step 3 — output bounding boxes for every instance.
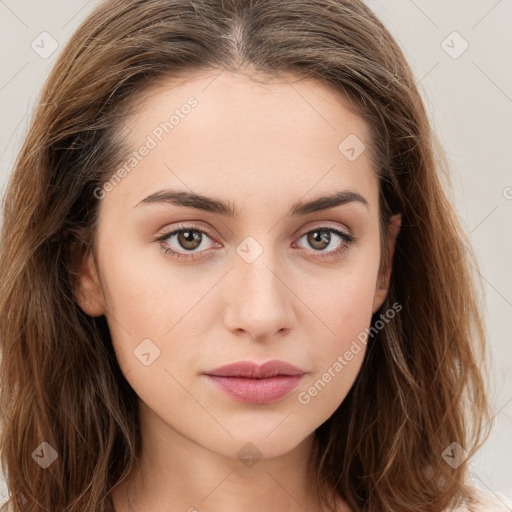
[77,69,400,460]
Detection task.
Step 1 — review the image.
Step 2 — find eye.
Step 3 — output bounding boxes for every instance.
[155,223,355,262]
[294,226,354,260]
[155,224,218,261]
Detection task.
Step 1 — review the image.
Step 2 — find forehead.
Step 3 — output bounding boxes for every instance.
[104,69,379,217]
[125,69,366,139]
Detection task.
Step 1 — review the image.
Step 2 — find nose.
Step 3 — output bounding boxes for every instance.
[222,248,295,342]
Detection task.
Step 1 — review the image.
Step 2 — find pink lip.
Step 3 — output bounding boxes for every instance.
[202,359,306,404]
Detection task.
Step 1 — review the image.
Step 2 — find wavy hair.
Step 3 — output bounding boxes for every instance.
[0,0,490,510]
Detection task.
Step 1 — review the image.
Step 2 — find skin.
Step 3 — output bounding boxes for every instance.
[76,69,401,512]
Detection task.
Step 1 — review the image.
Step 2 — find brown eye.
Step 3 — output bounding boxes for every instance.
[306,230,332,251]
[175,229,203,251]
[295,226,355,260]
[155,224,218,260]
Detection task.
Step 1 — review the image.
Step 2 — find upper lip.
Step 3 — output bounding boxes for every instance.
[203,359,306,378]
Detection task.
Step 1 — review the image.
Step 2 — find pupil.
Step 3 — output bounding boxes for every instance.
[309,230,330,250]
[179,230,201,250]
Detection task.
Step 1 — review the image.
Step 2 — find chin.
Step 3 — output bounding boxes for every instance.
[201,420,315,463]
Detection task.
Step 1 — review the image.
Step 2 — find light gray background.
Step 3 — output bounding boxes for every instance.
[0,0,511,505]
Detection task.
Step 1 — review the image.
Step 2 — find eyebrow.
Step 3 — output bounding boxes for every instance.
[133,189,369,217]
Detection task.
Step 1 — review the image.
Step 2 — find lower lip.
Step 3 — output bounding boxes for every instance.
[203,374,305,404]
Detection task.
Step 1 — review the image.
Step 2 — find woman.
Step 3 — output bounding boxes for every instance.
[0,0,507,510]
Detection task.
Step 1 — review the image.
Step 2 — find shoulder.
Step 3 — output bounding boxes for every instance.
[448,487,512,512]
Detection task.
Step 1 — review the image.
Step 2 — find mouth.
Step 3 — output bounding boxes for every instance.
[202,359,307,404]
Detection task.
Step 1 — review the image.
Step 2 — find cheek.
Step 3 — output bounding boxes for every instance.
[96,234,221,386]
[292,303,371,426]
[291,256,380,414]
[97,232,208,332]
[295,248,380,347]
[299,271,376,331]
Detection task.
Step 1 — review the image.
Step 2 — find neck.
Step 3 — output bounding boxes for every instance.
[109,400,347,512]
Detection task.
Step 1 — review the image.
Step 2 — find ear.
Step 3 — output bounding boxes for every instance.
[74,250,106,317]
[372,213,401,313]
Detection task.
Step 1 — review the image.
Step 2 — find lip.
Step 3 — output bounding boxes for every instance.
[202,359,307,404]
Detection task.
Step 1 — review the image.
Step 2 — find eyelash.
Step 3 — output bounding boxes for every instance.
[154,223,355,262]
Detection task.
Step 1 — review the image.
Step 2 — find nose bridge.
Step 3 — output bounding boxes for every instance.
[223,234,294,339]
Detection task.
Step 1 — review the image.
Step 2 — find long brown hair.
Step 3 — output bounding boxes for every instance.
[0,0,490,510]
